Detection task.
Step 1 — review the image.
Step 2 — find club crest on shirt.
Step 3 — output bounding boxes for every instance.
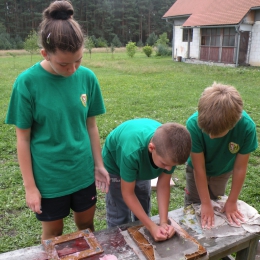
[229,142,240,154]
[80,94,87,107]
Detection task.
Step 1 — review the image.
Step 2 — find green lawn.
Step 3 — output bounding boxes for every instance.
[0,50,260,253]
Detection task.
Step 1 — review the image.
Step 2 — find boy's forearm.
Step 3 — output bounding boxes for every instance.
[123,191,155,230]
[228,153,250,203]
[156,176,170,224]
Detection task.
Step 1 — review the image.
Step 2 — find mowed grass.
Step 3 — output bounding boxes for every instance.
[1,49,260,253]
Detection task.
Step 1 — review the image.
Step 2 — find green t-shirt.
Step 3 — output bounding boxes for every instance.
[186,111,258,176]
[5,62,106,198]
[102,118,175,182]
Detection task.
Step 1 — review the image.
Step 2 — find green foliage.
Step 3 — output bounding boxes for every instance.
[126,41,137,58]
[111,35,122,48]
[0,33,12,50]
[137,39,144,47]
[142,45,153,57]
[155,44,172,56]
[96,37,108,48]
[24,31,39,61]
[146,32,158,46]
[85,37,95,59]
[156,32,169,46]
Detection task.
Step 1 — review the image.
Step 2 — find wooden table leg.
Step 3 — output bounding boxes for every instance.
[235,237,258,260]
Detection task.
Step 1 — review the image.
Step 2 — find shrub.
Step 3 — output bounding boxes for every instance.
[156,32,169,46]
[111,35,122,48]
[137,39,143,47]
[143,45,153,57]
[155,44,172,56]
[96,37,107,48]
[126,41,137,58]
[146,32,158,47]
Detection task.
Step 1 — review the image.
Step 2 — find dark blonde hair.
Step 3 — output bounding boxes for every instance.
[198,82,243,135]
[151,123,191,165]
[39,0,84,53]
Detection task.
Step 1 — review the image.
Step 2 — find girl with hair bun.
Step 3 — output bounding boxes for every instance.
[6,0,110,241]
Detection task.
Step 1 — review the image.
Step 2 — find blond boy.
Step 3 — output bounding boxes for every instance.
[185,83,258,229]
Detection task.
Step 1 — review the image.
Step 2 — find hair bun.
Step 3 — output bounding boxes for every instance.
[50,9,73,20]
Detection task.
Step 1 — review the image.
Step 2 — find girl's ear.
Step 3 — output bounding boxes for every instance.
[41,49,49,61]
[148,142,155,153]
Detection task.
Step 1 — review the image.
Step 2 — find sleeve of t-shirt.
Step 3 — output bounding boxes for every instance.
[239,121,258,154]
[5,77,33,129]
[186,116,204,153]
[120,154,138,182]
[87,71,106,117]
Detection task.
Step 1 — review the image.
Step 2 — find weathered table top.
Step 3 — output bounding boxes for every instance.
[0,208,258,260]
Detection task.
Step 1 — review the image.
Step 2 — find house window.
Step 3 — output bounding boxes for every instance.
[183,28,193,42]
[223,27,236,47]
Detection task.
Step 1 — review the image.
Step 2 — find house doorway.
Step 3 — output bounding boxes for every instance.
[238,31,249,65]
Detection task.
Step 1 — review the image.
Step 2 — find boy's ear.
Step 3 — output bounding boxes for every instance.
[148,142,155,152]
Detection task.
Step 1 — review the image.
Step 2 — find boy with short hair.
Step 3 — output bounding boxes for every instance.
[185,82,258,229]
[102,118,191,241]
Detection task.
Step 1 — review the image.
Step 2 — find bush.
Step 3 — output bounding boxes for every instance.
[142,45,153,57]
[137,39,143,47]
[96,37,107,48]
[111,35,122,48]
[155,44,172,56]
[126,41,137,58]
[0,33,12,50]
[146,32,158,47]
[156,32,169,46]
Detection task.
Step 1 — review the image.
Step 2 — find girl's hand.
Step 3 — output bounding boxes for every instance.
[25,186,42,214]
[95,167,110,193]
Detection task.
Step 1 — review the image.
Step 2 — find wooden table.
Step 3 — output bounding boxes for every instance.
[0,208,258,260]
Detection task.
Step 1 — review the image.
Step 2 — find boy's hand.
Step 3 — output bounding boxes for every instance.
[95,167,110,193]
[149,224,169,241]
[25,186,42,214]
[201,203,215,229]
[223,200,244,226]
[160,222,175,239]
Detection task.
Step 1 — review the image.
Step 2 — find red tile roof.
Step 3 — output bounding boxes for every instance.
[163,0,260,27]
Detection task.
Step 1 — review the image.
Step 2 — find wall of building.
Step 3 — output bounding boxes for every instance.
[173,26,200,59]
[248,21,260,66]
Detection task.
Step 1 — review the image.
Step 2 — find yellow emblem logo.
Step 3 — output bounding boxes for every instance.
[229,142,240,154]
[80,94,87,107]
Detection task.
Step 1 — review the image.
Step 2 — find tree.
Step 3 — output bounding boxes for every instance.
[85,37,95,58]
[24,30,39,62]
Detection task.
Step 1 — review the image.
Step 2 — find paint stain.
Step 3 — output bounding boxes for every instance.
[55,237,90,257]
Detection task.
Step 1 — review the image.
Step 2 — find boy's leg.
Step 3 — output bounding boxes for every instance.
[132,179,151,221]
[184,164,201,206]
[207,171,232,199]
[106,173,131,228]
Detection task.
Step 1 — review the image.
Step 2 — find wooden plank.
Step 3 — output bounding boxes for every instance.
[127,219,207,260]
[42,229,103,260]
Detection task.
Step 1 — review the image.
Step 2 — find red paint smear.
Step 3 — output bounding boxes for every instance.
[55,237,90,257]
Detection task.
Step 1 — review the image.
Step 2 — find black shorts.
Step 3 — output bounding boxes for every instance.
[36,183,97,222]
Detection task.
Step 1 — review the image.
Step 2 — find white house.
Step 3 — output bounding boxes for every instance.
[163,0,260,66]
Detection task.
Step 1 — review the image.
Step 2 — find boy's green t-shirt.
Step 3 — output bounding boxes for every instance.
[102,118,175,182]
[186,111,258,176]
[5,63,106,198]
